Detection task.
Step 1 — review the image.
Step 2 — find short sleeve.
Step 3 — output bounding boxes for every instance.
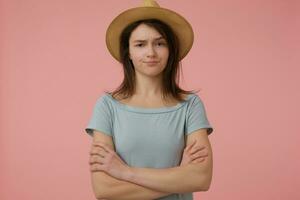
[85,95,113,137]
[185,95,214,135]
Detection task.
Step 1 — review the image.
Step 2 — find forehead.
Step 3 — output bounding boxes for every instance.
[129,24,164,42]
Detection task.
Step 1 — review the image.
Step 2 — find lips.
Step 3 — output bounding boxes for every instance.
[144,61,159,63]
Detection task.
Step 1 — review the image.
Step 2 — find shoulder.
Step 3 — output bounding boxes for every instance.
[96,92,114,105]
[92,93,115,114]
[183,93,200,106]
[188,93,205,105]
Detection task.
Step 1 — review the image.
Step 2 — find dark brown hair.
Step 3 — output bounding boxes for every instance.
[105,18,200,103]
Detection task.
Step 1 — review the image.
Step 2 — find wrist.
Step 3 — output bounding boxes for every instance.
[122,166,135,182]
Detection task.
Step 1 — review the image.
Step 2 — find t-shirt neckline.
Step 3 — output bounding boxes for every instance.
[105,93,194,114]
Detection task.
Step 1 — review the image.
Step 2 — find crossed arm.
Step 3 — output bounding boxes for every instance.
[91,129,213,199]
[92,171,172,200]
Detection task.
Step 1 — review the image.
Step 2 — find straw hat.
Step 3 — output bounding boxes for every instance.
[105,0,194,62]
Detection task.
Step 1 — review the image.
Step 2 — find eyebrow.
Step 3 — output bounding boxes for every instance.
[133,36,165,43]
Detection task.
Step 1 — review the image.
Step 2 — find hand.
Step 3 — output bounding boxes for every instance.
[180,140,208,166]
[89,141,131,180]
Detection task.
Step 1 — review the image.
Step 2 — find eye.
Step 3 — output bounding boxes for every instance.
[157,42,166,46]
[135,43,144,47]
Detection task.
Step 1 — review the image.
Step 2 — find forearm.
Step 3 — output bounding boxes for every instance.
[109,180,173,200]
[93,172,173,200]
[124,164,206,194]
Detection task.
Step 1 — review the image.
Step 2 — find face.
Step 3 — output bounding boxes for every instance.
[128,23,169,78]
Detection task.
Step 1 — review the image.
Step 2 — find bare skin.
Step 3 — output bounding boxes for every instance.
[112,93,189,108]
[89,139,208,200]
[89,139,207,175]
[89,24,208,198]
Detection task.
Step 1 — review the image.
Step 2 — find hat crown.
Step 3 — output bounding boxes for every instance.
[142,0,160,7]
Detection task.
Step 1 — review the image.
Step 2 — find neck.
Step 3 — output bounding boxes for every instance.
[134,74,163,97]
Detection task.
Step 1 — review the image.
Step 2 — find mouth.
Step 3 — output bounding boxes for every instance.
[144,62,159,66]
[144,61,160,64]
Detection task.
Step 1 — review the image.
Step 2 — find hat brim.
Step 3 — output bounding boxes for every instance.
[105,6,194,62]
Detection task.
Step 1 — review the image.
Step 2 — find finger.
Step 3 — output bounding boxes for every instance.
[92,156,105,165]
[93,141,106,147]
[184,140,197,152]
[191,153,208,161]
[191,149,208,157]
[190,146,207,155]
[90,163,103,172]
[90,164,98,172]
[93,142,111,153]
[89,155,104,165]
[90,151,102,156]
[90,147,106,156]
[89,156,100,164]
[191,157,205,164]
[90,146,102,154]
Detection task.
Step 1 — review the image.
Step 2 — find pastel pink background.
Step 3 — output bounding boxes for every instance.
[1,0,299,199]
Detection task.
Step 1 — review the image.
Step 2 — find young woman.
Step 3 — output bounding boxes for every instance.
[85,1,214,200]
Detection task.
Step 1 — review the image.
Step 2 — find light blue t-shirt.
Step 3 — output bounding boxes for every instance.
[85,92,213,200]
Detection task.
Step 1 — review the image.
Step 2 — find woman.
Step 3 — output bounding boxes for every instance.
[85,1,214,199]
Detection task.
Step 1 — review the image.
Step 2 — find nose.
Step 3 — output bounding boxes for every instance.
[146,45,157,58]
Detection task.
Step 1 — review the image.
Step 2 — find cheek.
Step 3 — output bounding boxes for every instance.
[162,49,169,61]
[130,55,142,65]
[129,50,143,61]
[130,55,143,68]
[160,47,169,56]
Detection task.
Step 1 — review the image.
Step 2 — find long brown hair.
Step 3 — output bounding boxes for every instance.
[105,19,200,103]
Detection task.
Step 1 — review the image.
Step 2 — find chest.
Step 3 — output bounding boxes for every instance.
[115,94,186,108]
[111,110,188,168]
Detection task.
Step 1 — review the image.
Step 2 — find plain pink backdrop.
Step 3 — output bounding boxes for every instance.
[1,0,299,199]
